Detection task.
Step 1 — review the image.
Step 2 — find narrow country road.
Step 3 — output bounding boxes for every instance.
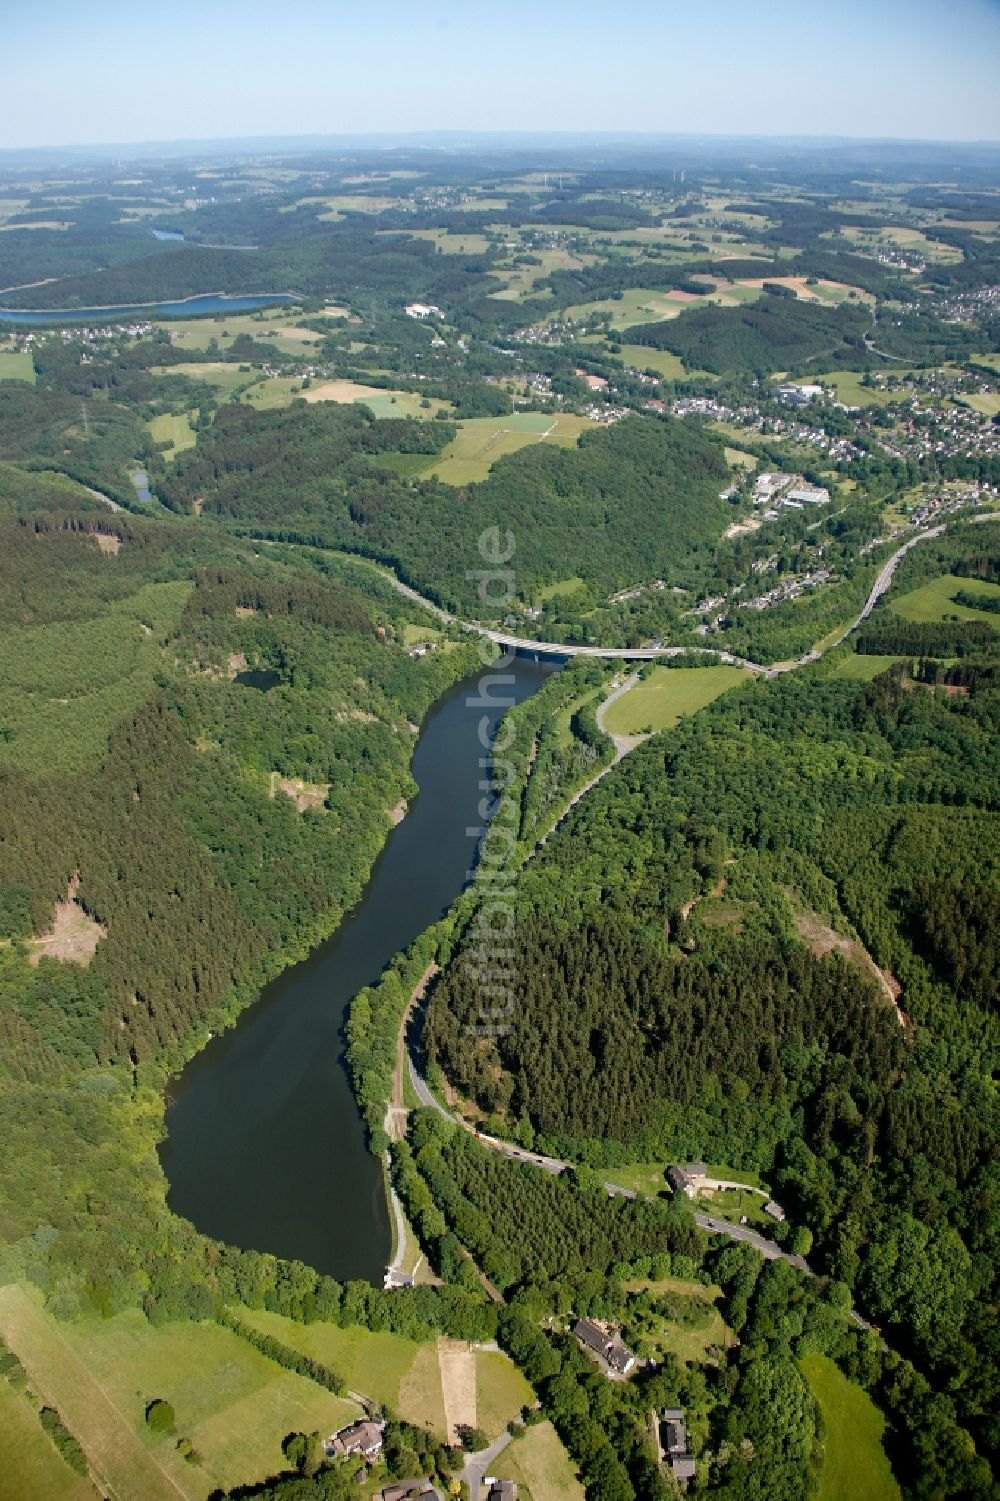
[460,1429,515,1501]
[405,1049,887,1346]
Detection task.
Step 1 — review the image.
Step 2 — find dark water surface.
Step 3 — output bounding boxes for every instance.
[0,293,298,326]
[234,667,281,692]
[160,657,555,1282]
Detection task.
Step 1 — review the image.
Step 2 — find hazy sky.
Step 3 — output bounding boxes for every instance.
[3,0,999,150]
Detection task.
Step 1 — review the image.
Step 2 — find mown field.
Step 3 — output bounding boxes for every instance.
[0,1285,361,1501]
[0,1378,93,1501]
[601,665,747,736]
[0,349,35,384]
[234,1308,528,1444]
[489,1419,585,1501]
[891,572,1000,624]
[801,1353,901,1501]
[426,412,595,485]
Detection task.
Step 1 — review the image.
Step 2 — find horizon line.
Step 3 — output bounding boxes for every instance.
[2,127,999,158]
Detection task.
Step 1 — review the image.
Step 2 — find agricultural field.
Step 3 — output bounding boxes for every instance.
[891,572,1000,625]
[390,228,491,255]
[147,410,196,456]
[235,1310,445,1437]
[956,391,1000,418]
[154,311,332,357]
[601,665,748,736]
[0,1379,93,1501]
[303,378,450,420]
[801,1354,901,1501]
[152,361,258,398]
[427,412,595,484]
[811,370,897,407]
[830,653,913,681]
[489,1419,585,1501]
[0,349,35,384]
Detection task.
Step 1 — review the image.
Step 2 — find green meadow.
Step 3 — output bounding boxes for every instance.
[601,665,748,736]
[802,1354,901,1501]
[0,349,35,384]
[0,1380,92,1501]
[891,573,1000,624]
[427,412,594,485]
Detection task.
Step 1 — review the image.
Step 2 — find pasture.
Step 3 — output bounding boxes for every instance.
[0,349,35,384]
[625,1277,732,1365]
[236,1309,442,1434]
[304,378,450,420]
[812,370,896,407]
[152,362,256,398]
[155,312,325,357]
[490,1420,585,1501]
[427,412,595,484]
[0,1379,93,1501]
[831,223,962,265]
[601,665,747,736]
[388,228,491,255]
[831,654,912,681]
[233,1309,529,1443]
[891,572,1000,624]
[148,411,197,456]
[956,391,1000,418]
[801,1354,900,1501]
[490,246,596,300]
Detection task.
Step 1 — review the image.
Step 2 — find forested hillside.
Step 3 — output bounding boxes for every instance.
[159,403,729,609]
[426,545,1000,1493]
[0,464,478,1310]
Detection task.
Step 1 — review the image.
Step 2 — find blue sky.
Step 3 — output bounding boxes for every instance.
[2,0,999,149]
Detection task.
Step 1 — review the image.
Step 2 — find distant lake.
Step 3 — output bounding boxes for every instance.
[0,293,300,327]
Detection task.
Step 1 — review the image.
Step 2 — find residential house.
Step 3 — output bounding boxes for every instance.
[574,1318,636,1376]
[328,1419,385,1461]
[381,1480,440,1501]
[660,1407,696,1484]
[667,1163,707,1199]
[486,1481,518,1500]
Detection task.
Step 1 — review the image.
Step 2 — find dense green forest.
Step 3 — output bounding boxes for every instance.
[0,462,483,1321]
[424,529,1000,1493]
[158,402,729,609]
[627,291,873,375]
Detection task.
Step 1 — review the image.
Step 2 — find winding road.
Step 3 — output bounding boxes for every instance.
[378,520,959,673]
